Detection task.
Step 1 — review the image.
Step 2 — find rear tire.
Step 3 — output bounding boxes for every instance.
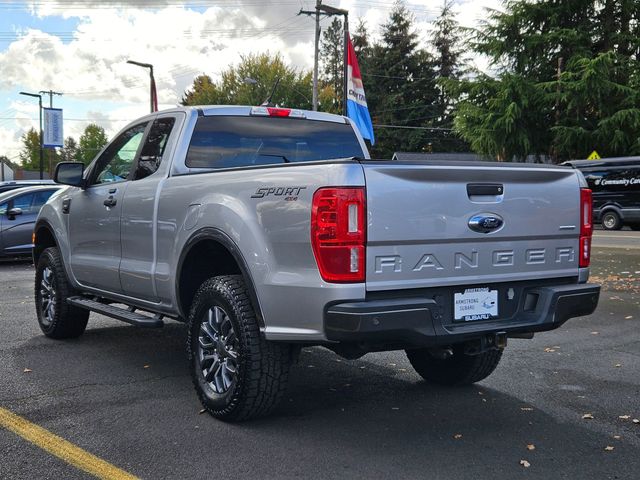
[406,345,503,386]
[601,211,622,230]
[34,247,89,339]
[187,275,291,421]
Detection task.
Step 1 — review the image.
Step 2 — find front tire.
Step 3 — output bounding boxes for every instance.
[187,275,291,421]
[601,211,622,230]
[406,345,503,386]
[35,247,89,339]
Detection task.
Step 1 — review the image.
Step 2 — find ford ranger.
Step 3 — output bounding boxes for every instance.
[33,105,600,421]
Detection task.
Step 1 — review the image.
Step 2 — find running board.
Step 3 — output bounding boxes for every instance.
[67,297,164,328]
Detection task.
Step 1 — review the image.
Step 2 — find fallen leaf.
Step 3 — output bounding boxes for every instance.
[582,413,594,419]
[544,347,556,353]
[453,434,463,439]
[619,415,631,420]
[591,331,599,335]
[143,365,150,369]
[624,316,633,319]
[526,444,536,451]
[633,419,639,424]
[23,368,32,373]
[520,460,531,468]
[613,435,621,440]
[604,446,614,451]
[198,409,206,414]
[615,364,622,368]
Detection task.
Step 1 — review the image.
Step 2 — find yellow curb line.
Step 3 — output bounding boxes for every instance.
[0,407,138,480]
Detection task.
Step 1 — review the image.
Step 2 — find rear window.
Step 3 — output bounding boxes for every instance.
[185,116,364,169]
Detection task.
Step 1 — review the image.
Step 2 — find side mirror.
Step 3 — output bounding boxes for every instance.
[7,207,22,219]
[54,162,85,187]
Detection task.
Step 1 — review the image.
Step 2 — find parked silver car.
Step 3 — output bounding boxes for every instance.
[0,185,62,257]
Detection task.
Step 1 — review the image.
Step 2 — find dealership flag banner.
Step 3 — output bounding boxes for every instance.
[346,34,375,144]
[43,107,63,148]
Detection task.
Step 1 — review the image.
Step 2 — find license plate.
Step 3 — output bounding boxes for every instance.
[454,288,498,321]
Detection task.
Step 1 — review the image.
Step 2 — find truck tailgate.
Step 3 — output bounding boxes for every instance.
[363,161,582,291]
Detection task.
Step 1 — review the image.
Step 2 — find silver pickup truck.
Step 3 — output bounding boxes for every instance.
[34,105,600,421]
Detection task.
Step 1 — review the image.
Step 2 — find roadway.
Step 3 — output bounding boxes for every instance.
[0,230,638,479]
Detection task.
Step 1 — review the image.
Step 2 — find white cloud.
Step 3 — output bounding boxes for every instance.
[0,0,501,161]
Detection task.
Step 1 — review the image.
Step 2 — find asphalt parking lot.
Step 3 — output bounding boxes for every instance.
[1,232,639,479]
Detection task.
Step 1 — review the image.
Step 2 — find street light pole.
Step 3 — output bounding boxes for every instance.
[19,91,44,179]
[317,4,349,116]
[127,60,157,113]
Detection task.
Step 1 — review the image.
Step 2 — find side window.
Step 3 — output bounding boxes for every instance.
[133,117,176,180]
[92,123,148,185]
[31,190,57,212]
[0,202,7,215]
[12,193,34,213]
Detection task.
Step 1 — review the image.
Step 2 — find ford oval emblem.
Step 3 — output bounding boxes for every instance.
[468,213,504,234]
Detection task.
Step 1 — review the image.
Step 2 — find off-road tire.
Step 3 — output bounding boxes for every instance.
[187,275,291,421]
[35,247,89,339]
[406,345,503,386]
[601,211,622,230]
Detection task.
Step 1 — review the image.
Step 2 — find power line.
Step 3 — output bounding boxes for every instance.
[373,124,453,131]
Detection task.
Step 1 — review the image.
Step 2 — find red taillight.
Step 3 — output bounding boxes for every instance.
[579,188,593,267]
[311,187,366,283]
[267,107,291,117]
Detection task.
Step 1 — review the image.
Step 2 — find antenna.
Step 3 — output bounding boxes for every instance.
[261,78,281,107]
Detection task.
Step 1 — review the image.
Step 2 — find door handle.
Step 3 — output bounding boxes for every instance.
[108,188,117,194]
[103,196,117,207]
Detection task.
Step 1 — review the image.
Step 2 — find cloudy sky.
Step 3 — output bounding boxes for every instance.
[0,0,500,165]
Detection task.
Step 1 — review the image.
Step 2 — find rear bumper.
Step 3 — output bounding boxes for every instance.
[325,282,600,347]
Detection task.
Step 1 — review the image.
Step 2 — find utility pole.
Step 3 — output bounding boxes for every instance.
[299,3,349,113]
[317,4,349,115]
[40,89,63,108]
[40,90,63,177]
[299,1,323,111]
[553,56,564,163]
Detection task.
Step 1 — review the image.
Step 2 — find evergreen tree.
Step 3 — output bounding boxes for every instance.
[456,0,640,161]
[320,18,344,114]
[431,0,468,151]
[59,137,78,163]
[351,19,370,59]
[366,1,439,157]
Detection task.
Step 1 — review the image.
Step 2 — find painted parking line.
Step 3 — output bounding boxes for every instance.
[593,233,640,238]
[0,407,138,480]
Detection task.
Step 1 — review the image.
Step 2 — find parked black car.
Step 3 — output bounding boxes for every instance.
[0,185,62,257]
[563,157,640,230]
[0,180,55,194]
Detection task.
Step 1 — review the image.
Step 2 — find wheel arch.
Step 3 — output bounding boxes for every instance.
[599,204,624,219]
[176,227,265,329]
[33,220,58,266]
